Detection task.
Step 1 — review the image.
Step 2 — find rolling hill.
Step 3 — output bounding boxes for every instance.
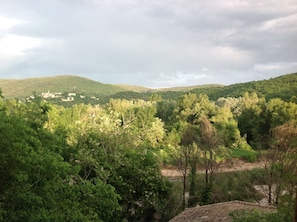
[190,72,297,101]
[0,72,296,103]
[0,75,128,99]
[0,75,225,100]
[105,73,297,102]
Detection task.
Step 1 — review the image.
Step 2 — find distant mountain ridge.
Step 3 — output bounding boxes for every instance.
[0,73,296,103]
[0,75,223,99]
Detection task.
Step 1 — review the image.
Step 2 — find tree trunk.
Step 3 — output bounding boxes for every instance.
[189,157,198,207]
[190,158,197,193]
[268,184,272,205]
[204,151,208,185]
[182,152,188,210]
[294,186,297,222]
[182,172,187,210]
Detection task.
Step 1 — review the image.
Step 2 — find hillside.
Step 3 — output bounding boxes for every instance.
[0,75,127,99]
[114,84,150,92]
[155,84,224,92]
[190,72,297,101]
[0,75,225,102]
[0,72,296,103]
[104,72,297,102]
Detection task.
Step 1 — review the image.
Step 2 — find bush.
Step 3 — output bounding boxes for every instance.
[230,209,289,222]
[228,148,259,162]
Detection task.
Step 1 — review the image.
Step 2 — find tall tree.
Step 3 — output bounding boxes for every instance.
[180,124,201,207]
[262,120,297,220]
[272,121,297,220]
[199,117,220,204]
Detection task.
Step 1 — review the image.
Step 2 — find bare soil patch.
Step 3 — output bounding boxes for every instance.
[161,159,265,177]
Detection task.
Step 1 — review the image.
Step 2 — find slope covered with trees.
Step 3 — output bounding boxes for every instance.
[190,72,297,101]
[105,72,297,103]
[1,72,296,104]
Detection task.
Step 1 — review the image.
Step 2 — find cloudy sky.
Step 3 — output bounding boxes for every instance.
[0,0,296,88]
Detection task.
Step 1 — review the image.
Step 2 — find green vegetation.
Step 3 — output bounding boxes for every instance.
[230,210,286,222]
[191,72,297,101]
[175,169,265,206]
[0,75,127,99]
[0,72,297,221]
[2,72,296,105]
[108,72,297,103]
[0,99,174,221]
[227,148,258,162]
[230,196,296,222]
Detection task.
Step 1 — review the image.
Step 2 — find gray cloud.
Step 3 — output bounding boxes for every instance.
[0,0,296,87]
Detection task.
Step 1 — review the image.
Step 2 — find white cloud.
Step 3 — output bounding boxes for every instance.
[0,15,41,64]
[0,0,296,87]
[0,16,26,31]
[254,62,297,72]
[0,34,41,57]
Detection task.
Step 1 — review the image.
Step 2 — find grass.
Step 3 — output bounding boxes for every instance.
[227,148,259,162]
[168,168,266,208]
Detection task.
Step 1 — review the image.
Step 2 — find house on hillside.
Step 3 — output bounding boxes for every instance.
[41,91,62,98]
[41,91,55,98]
[169,201,276,222]
[61,97,74,102]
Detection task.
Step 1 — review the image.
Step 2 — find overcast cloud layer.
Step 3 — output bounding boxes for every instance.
[0,0,296,88]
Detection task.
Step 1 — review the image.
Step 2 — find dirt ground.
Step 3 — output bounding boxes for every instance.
[161,159,265,177]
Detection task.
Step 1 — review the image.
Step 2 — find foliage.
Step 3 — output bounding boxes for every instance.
[230,210,285,222]
[178,169,265,207]
[0,98,175,221]
[261,120,297,209]
[238,95,297,149]
[0,105,121,221]
[212,170,264,203]
[107,148,172,221]
[191,72,297,102]
[227,148,258,162]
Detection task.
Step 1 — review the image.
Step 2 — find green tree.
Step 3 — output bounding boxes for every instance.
[198,117,220,205]
[238,99,264,147]
[270,121,297,220]
[107,148,171,221]
[47,101,171,221]
[216,96,244,118]
[156,99,176,128]
[238,96,297,149]
[211,106,241,147]
[180,124,201,207]
[0,104,121,221]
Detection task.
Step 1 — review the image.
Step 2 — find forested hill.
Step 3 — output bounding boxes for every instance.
[0,75,221,100]
[190,72,297,101]
[0,75,128,99]
[106,72,297,102]
[0,72,296,103]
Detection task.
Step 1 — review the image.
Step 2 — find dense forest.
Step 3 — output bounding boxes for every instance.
[0,73,297,221]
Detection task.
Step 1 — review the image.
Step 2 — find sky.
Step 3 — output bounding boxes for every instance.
[0,0,296,88]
